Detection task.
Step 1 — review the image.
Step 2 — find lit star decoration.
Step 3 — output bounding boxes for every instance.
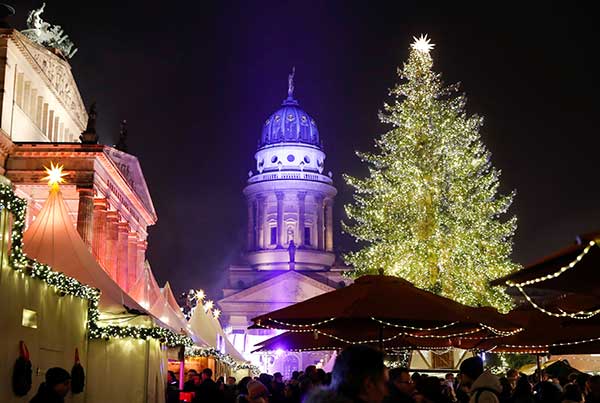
[411,34,435,53]
[42,162,68,188]
[343,35,518,312]
[196,289,205,301]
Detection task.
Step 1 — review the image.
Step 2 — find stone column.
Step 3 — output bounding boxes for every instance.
[76,187,94,249]
[316,195,324,250]
[137,240,148,280]
[276,192,284,248]
[92,198,107,267]
[297,192,306,246]
[256,195,264,249]
[128,232,139,288]
[117,222,130,290]
[105,211,119,280]
[247,198,255,251]
[325,198,334,252]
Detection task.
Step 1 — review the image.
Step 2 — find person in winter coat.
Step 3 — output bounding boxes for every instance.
[459,357,501,403]
[194,368,224,403]
[305,345,389,403]
[562,383,584,403]
[30,367,71,403]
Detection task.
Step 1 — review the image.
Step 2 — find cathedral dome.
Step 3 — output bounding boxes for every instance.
[259,97,320,148]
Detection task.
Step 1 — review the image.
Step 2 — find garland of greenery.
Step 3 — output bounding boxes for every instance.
[0,184,191,348]
[186,346,260,375]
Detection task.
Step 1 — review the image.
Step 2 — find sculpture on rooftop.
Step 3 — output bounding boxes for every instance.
[21,3,78,59]
[115,120,128,152]
[287,66,295,99]
[80,103,98,144]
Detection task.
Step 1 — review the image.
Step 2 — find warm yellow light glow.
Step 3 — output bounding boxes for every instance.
[213,309,221,319]
[203,300,214,312]
[22,308,38,329]
[42,162,68,188]
[411,34,435,53]
[196,289,205,301]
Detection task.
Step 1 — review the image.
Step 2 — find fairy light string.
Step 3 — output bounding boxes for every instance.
[507,241,595,288]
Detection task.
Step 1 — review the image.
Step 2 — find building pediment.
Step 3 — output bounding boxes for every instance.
[219,271,334,306]
[10,30,87,130]
[104,147,157,221]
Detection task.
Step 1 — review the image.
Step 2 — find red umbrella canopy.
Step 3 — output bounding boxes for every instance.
[251,275,521,343]
[481,308,600,354]
[492,235,600,298]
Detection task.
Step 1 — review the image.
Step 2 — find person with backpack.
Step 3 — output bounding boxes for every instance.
[459,357,501,403]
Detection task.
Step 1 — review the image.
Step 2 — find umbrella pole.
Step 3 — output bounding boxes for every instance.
[379,324,384,351]
[536,354,542,383]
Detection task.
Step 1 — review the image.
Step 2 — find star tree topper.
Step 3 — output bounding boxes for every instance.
[411,34,435,53]
[42,162,68,189]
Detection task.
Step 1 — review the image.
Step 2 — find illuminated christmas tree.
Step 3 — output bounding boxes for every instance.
[343,35,518,312]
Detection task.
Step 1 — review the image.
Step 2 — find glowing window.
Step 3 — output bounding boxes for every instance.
[22,309,38,329]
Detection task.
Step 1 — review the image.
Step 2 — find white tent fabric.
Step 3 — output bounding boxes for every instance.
[162,282,183,315]
[129,262,203,343]
[23,187,145,314]
[188,304,247,363]
[86,338,167,403]
[129,261,163,311]
[19,186,179,403]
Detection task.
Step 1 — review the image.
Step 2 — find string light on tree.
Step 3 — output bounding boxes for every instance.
[343,34,518,312]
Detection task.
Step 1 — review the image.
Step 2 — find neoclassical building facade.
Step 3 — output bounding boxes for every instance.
[219,76,349,375]
[0,27,156,292]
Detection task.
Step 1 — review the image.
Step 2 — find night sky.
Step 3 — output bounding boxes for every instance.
[10,1,600,299]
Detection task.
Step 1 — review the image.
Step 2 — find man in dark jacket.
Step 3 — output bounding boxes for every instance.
[459,357,501,403]
[30,367,71,403]
[193,368,224,403]
[385,367,415,403]
[306,345,388,403]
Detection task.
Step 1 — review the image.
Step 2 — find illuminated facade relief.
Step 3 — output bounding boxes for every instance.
[0,28,87,144]
[219,72,350,373]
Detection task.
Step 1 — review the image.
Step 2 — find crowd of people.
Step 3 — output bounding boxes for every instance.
[168,346,600,403]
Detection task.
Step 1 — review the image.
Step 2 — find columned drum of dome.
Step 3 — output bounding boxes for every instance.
[244,76,337,271]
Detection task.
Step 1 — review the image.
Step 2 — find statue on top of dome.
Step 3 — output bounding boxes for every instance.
[288,66,295,99]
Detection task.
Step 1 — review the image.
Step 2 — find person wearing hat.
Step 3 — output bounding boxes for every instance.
[247,380,271,403]
[30,367,71,403]
[459,357,501,403]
